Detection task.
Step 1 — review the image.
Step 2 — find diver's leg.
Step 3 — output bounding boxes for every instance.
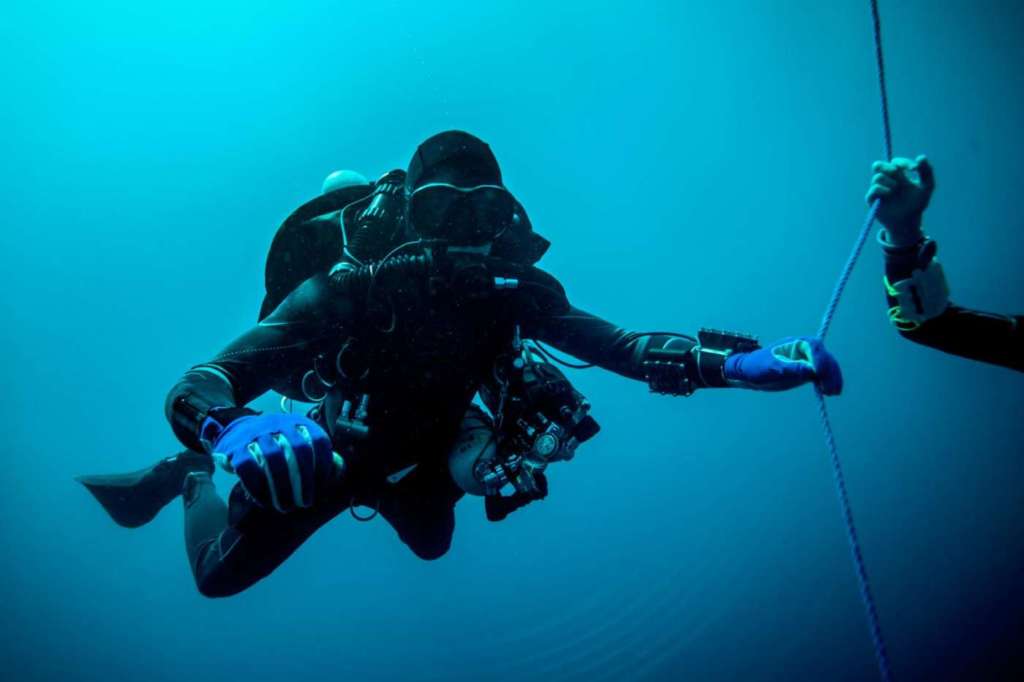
[182,472,229,580]
[377,462,464,561]
[183,476,351,598]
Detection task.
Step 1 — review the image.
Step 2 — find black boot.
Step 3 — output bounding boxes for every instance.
[76,450,215,528]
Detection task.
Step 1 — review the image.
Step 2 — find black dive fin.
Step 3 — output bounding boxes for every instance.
[75,452,212,528]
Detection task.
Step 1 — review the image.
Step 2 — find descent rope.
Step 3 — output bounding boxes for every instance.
[813,0,894,679]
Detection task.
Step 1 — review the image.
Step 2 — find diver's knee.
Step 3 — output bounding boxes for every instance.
[191,538,253,599]
[409,537,452,561]
[194,562,259,599]
[400,520,455,561]
[196,579,230,599]
[195,570,238,599]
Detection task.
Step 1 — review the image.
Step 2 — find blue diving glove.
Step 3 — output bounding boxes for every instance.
[724,337,843,396]
[203,412,339,513]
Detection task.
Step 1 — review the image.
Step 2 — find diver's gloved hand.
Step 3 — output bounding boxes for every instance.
[866,155,935,247]
[203,412,340,513]
[485,471,548,522]
[724,337,843,395]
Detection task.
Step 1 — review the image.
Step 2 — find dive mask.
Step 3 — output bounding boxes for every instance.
[408,183,517,245]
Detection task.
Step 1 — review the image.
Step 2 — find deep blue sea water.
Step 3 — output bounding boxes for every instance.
[2,2,1023,680]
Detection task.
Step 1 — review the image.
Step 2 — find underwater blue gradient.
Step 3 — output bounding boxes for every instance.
[2,1,1023,680]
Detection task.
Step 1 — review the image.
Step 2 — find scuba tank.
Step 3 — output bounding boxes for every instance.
[258,177,375,322]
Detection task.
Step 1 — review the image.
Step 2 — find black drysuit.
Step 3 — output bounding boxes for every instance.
[885,242,1023,371]
[166,253,704,597]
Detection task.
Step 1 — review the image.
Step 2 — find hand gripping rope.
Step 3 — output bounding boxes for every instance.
[814,1,893,679]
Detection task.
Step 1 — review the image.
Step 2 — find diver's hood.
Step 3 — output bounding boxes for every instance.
[406,130,503,192]
[407,130,549,264]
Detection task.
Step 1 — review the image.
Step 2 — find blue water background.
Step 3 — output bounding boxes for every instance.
[2,1,1023,680]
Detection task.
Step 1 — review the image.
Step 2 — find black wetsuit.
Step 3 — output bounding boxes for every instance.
[885,240,1023,371]
[166,251,712,597]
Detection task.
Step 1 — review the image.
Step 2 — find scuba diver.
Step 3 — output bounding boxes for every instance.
[868,155,1022,370]
[78,130,843,598]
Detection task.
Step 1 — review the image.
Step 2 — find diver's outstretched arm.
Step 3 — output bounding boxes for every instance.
[869,156,1023,371]
[890,302,1023,371]
[526,304,842,396]
[881,235,1023,370]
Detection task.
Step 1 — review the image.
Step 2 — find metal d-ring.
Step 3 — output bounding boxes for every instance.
[301,369,329,402]
[335,340,370,382]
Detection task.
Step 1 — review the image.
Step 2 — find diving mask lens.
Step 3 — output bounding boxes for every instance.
[409,184,516,244]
